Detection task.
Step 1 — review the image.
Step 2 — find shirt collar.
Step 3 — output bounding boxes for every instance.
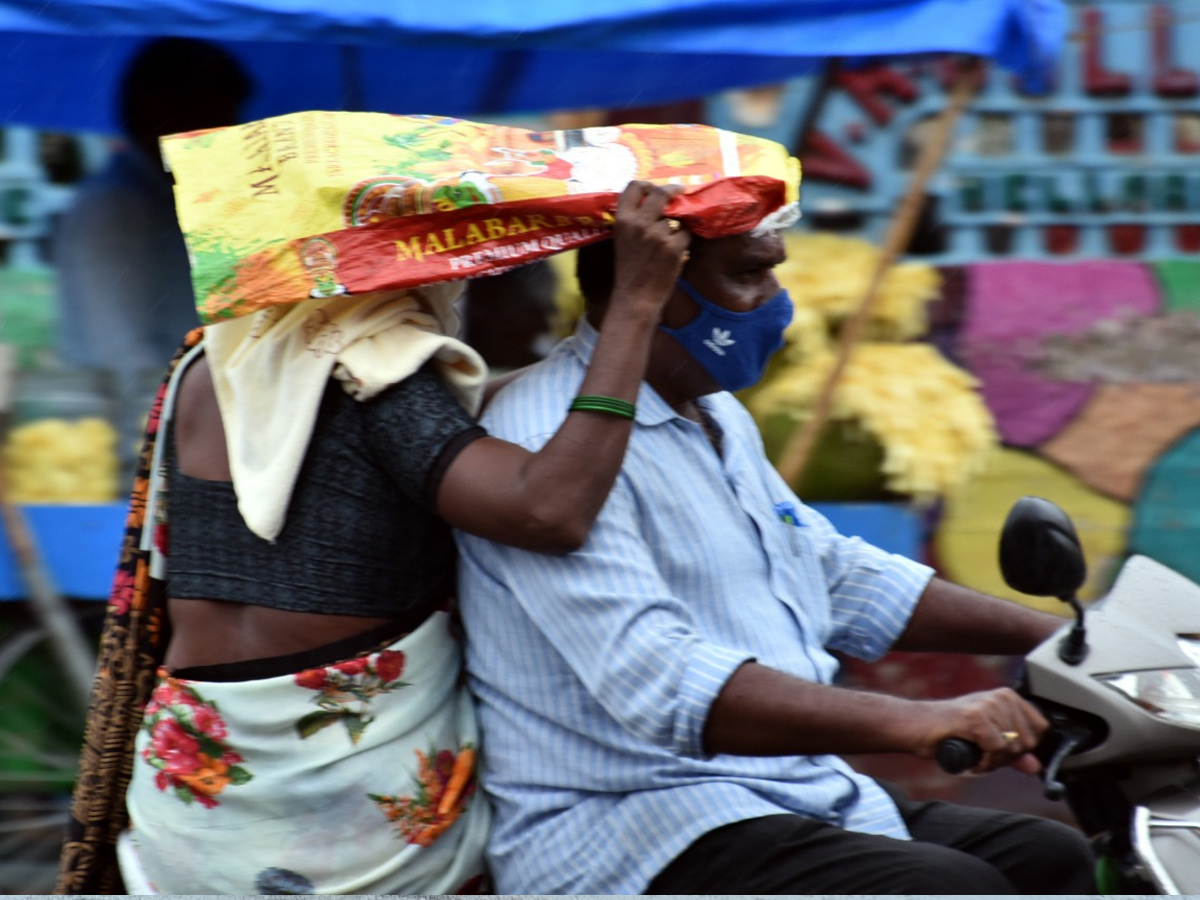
[568,317,687,427]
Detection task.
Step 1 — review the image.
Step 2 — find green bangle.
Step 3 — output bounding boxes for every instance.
[569,395,637,420]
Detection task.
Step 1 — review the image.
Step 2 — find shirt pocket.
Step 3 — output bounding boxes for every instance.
[773,501,804,556]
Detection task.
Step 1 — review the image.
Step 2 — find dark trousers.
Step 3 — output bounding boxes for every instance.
[646,788,1097,894]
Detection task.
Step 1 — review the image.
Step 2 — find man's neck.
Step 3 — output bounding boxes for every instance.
[647,364,724,454]
[643,331,715,425]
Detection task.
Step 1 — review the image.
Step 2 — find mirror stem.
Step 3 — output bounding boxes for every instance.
[1058,594,1088,665]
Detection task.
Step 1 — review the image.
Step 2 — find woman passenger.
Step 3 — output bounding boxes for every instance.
[57,181,690,895]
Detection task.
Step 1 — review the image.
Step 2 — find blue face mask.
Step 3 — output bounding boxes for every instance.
[660,278,794,392]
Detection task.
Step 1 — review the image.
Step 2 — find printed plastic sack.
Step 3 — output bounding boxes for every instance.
[162,112,800,323]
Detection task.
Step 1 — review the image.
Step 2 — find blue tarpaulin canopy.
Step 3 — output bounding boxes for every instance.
[0,0,1065,133]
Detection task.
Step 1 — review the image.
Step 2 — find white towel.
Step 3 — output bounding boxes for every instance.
[204,284,486,542]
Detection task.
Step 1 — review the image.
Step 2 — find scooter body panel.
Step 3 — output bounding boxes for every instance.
[988,503,1200,895]
[1025,555,1200,770]
[1134,789,1200,894]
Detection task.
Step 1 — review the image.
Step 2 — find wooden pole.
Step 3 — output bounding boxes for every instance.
[775,58,982,489]
[0,480,97,711]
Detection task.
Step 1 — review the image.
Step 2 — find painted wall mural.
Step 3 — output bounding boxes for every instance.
[706,1,1200,262]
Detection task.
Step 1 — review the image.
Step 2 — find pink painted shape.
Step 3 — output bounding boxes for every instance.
[960,262,1163,446]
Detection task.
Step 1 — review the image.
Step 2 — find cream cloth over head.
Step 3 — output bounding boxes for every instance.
[204,284,486,542]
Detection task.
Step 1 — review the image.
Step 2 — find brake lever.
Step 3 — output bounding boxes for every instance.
[1041,725,1091,801]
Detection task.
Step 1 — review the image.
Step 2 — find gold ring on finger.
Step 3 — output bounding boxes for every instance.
[666,218,682,232]
[1001,730,1019,744]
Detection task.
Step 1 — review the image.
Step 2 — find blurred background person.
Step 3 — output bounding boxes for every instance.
[53,37,253,478]
[461,261,561,374]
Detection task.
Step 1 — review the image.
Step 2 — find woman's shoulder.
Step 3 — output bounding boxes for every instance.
[356,364,466,412]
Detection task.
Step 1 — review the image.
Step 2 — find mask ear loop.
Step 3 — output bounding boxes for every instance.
[675,278,709,307]
[676,278,792,323]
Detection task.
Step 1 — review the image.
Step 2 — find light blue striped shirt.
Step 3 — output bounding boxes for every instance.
[455,320,936,894]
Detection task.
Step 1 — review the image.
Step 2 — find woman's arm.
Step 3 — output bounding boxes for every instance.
[436,181,688,553]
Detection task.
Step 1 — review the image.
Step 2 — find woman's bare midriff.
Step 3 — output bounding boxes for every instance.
[165,354,408,670]
[164,599,409,669]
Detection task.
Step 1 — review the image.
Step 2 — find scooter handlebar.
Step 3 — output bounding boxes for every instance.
[935,738,982,774]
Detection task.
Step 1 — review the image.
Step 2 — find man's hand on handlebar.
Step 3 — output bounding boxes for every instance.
[907,687,1048,776]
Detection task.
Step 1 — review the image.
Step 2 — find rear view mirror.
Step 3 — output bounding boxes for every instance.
[999,496,1087,600]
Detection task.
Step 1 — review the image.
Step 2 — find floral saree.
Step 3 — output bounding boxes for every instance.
[119,612,489,894]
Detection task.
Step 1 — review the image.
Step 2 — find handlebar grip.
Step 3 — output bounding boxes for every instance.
[935,738,982,774]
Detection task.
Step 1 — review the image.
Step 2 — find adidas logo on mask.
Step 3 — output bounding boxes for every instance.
[703,327,735,356]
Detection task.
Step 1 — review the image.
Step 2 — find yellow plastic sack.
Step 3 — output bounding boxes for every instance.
[162,112,800,323]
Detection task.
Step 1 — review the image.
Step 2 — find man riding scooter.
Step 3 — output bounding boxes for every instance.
[454,217,1098,894]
